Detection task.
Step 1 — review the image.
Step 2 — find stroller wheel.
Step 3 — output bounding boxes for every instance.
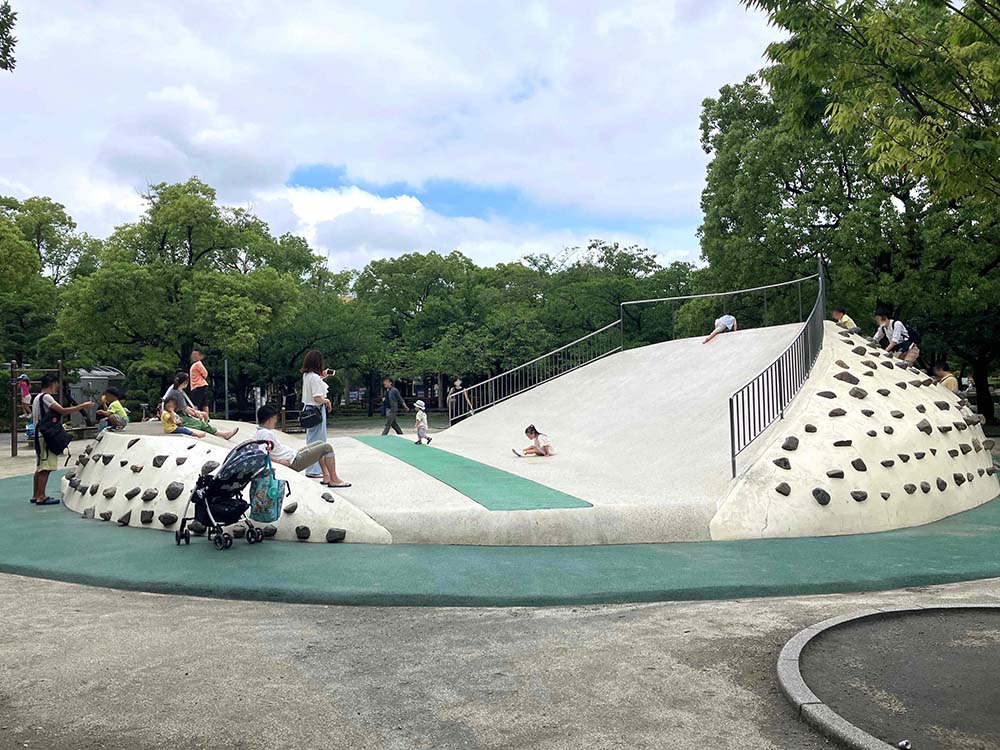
[174,530,182,546]
[183,529,191,545]
[246,530,256,544]
[254,528,265,543]
[222,533,233,549]
[213,534,226,550]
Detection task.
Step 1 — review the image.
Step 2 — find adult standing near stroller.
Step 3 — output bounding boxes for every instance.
[381,377,408,435]
[300,349,334,479]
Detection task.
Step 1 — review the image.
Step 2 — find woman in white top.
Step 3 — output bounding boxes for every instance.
[300,349,334,478]
[513,424,555,457]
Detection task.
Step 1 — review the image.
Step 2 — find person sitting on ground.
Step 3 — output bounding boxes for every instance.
[513,424,554,457]
[414,400,431,445]
[872,308,921,365]
[163,371,238,439]
[96,386,129,432]
[254,405,350,488]
[31,374,94,506]
[17,374,31,421]
[931,361,960,393]
[703,314,737,344]
[832,306,858,331]
[161,395,206,438]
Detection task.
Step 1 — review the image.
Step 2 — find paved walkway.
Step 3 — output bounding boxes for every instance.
[801,608,1000,749]
[3,471,1000,606]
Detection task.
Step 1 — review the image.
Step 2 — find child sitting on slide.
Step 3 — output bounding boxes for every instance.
[512,424,554,457]
[161,395,205,438]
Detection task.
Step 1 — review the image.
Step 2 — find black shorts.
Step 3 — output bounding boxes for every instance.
[190,386,210,410]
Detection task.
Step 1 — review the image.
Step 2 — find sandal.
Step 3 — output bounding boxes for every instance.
[324,482,352,488]
[35,496,60,506]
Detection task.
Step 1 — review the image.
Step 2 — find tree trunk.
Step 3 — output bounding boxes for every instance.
[972,358,996,424]
[437,372,445,409]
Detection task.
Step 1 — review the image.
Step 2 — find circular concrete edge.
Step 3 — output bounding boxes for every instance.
[776,604,1000,750]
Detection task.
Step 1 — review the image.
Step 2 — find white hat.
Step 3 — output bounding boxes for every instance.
[415,400,426,410]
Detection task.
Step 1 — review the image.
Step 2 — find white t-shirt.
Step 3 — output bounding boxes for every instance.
[533,433,554,455]
[253,426,296,464]
[301,372,328,407]
[32,393,56,423]
[415,410,428,428]
[715,315,736,331]
[874,319,910,347]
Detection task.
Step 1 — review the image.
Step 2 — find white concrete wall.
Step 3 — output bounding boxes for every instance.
[60,428,392,544]
[710,322,999,540]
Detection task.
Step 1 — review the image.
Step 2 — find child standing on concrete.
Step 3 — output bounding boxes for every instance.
[17,374,31,421]
[413,400,431,445]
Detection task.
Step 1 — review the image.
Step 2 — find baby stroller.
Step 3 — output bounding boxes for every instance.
[176,439,274,550]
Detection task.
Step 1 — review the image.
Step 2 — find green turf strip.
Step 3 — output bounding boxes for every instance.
[2,472,1000,607]
[352,435,592,511]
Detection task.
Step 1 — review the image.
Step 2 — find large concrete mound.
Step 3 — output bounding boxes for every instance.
[60,425,392,544]
[710,322,999,539]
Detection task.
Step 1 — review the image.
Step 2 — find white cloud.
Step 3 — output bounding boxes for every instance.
[0,0,780,266]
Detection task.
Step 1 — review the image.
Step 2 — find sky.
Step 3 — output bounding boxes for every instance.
[0,1,779,271]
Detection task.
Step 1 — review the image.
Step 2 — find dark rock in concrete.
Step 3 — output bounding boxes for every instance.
[834,371,860,385]
[851,491,868,502]
[829,408,847,417]
[283,501,298,514]
[880,460,895,468]
[200,461,220,476]
[140,510,154,524]
[152,455,167,468]
[915,451,926,459]
[866,430,878,437]
[175,456,187,466]
[973,438,983,452]
[116,510,132,526]
[953,421,968,431]
[984,439,996,450]
[921,481,931,493]
[890,410,904,419]
[860,360,877,369]
[295,525,311,540]
[948,449,959,458]
[84,444,94,455]
[89,484,99,496]
[835,359,850,369]
[931,448,938,455]
[130,464,143,473]
[833,439,852,447]
[895,382,908,390]
[937,477,948,491]
[967,472,975,482]
[954,473,966,486]
[158,512,178,526]
[782,436,799,451]
[935,401,951,411]
[102,487,116,499]
[804,424,817,433]
[127,438,140,449]
[916,419,932,435]
[894,361,909,369]
[812,488,831,505]
[877,388,891,396]
[861,409,874,417]
[965,415,983,426]
[68,478,81,489]
[960,443,973,455]
[326,528,347,543]
[81,507,95,519]
[102,454,114,465]
[125,487,141,500]
[909,379,924,387]
[826,469,845,479]
[939,425,953,434]
[879,361,894,370]
[99,511,112,521]
[322,493,335,503]
[817,391,837,399]
[119,460,128,467]
[880,491,890,500]
[979,468,986,477]
[189,521,207,534]
[898,454,910,463]
[64,470,77,481]
[851,458,867,472]
[79,455,90,466]
[165,481,184,501]
[903,484,917,495]
[988,467,997,476]
[262,524,277,537]
[773,457,791,470]
[851,346,866,355]
[775,482,791,496]
[141,488,158,502]
[862,371,874,377]
[883,426,894,435]
[916,404,927,413]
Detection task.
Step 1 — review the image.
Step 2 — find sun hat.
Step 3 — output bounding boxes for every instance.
[414,400,426,410]
[18,374,29,381]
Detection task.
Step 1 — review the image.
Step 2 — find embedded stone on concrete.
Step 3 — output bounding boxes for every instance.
[102,487,116,499]
[125,487,141,500]
[295,525,311,540]
[117,510,132,526]
[850,491,868,502]
[141,488,158,502]
[157,512,178,526]
[326,528,347,543]
[164,481,184,501]
[152,455,167,468]
[140,510,154,524]
[812,488,831,506]
[781,436,799,451]
[773,458,791,470]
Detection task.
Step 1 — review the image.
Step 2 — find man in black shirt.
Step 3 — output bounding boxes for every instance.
[381,377,409,435]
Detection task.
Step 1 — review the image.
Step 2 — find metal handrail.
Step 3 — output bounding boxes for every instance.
[447,319,622,423]
[620,274,819,308]
[728,264,826,477]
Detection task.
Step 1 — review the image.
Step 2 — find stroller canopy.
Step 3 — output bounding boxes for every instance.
[206,439,272,494]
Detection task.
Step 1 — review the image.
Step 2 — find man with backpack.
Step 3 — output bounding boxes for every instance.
[31,373,93,506]
[873,308,922,365]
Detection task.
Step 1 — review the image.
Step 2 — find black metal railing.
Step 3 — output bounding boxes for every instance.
[728,265,826,477]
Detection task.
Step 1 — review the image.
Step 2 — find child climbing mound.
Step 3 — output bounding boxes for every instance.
[513,424,554,457]
[414,400,431,445]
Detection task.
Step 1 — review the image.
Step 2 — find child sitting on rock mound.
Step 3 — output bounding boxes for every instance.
[161,395,206,438]
[96,386,129,432]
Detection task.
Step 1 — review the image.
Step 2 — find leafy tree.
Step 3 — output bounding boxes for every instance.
[0,0,16,72]
[0,196,96,284]
[745,0,1000,204]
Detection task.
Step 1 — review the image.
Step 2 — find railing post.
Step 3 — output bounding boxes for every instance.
[9,360,17,459]
[729,396,737,478]
[778,356,785,420]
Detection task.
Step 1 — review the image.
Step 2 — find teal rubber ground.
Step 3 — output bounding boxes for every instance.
[2,472,999,607]
[353,435,591,510]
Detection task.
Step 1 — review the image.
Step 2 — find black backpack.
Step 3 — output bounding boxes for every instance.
[35,395,72,456]
[899,320,923,345]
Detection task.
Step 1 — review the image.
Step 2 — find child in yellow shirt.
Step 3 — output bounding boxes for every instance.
[162,395,206,438]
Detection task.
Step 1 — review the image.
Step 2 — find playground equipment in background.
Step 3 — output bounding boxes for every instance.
[7,360,65,458]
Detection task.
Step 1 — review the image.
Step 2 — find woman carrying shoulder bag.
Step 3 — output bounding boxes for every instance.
[300,349,334,479]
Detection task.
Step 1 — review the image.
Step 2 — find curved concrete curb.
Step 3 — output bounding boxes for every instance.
[778,604,1000,749]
